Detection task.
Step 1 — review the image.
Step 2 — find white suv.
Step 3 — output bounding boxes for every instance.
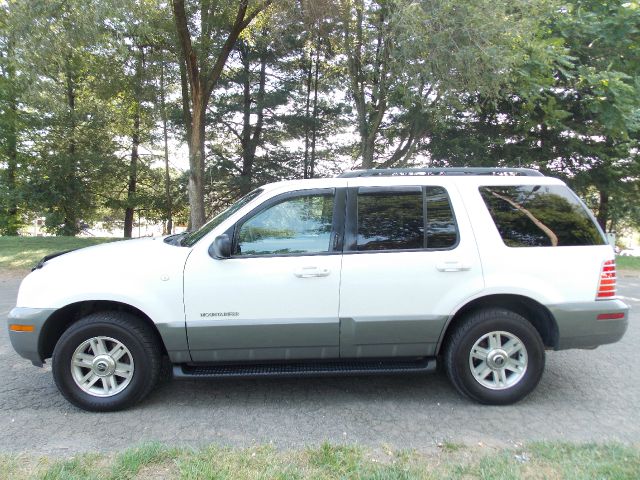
[7,168,629,411]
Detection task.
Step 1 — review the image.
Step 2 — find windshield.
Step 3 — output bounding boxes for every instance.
[181,188,264,247]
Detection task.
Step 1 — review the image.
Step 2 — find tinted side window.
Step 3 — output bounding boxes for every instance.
[426,186,457,248]
[357,190,423,251]
[355,187,458,251]
[236,194,334,256]
[479,185,606,247]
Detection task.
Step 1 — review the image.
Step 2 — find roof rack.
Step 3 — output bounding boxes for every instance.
[337,167,544,178]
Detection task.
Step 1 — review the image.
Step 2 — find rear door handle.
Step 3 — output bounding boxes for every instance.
[294,266,331,278]
[436,261,471,272]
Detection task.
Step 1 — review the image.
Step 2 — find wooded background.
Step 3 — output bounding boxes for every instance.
[1,0,638,237]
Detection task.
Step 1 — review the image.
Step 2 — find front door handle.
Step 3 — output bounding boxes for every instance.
[436,261,471,272]
[294,266,331,278]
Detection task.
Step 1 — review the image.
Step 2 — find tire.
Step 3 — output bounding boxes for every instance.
[52,311,161,412]
[444,308,545,405]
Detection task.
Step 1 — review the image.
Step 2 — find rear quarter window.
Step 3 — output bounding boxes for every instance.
[479,185,606,247]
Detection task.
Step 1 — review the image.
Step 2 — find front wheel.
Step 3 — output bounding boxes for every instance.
[444,308,545,405]
[52,311,161,411]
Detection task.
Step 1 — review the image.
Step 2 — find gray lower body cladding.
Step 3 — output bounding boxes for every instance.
[7,307,56,366]
[550,299,629,350]
[7,307,190,365]
[8,299,629,367]
[185,315,447,362]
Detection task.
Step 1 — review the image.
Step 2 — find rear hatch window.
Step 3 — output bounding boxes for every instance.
[479,185,606,247]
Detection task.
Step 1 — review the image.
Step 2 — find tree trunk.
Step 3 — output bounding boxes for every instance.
[161,61,173,235]
[239,44,267,194]
[4,35,19,235]
[597,189,609,232]
[303,48,313,179]
[123,119,139,237]
[178,56,192,140]
[63,55,78,236]
[178,57,194,231]
[361,135,376,169]
[310,47,320,178]
[124,47,144,238]
[239,45,253,193]
[188,93,207,228]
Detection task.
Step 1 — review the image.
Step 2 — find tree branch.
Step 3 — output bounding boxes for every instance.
[204,0,272,100]
[221,119,243,142]
[171,0,200,95]
[491,190,559,246]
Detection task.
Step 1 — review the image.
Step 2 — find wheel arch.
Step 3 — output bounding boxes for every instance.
[38,300,168,362]
[436,294,559,354]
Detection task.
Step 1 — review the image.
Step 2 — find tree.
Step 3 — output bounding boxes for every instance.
[428,0,640,231]
[171,0,272,229]
[0,2,23,234]
[202,2,348,210]
[15,1,124,235]
[338,0,540,169]
[98,0,185,237]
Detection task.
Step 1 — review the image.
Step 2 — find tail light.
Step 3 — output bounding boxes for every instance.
[596,259,617,300]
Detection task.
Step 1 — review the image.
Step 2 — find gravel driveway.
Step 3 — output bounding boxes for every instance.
[1,270,639,455]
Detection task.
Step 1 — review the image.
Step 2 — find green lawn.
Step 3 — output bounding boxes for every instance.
[0,442,638,480]
[0,236,120,271]
[617,255,640,272]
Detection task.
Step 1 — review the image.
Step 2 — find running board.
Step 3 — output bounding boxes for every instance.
[173,358,436,379]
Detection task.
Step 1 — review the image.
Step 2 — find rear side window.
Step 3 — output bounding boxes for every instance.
[357,190,423,250]
[426,187,458,248]
[479,185,606,247]
[356,186,457,251]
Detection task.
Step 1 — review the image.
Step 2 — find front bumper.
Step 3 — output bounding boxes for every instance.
[550,299,629,350]
[7,307,56,366]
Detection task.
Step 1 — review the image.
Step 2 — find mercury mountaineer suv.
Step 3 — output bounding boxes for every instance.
[7,167,629,411]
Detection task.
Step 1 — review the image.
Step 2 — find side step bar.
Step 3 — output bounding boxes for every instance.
[173,358,436,379]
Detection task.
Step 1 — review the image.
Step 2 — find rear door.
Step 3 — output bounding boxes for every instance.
[338,182,484,358]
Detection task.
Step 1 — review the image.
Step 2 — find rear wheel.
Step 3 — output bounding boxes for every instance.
[52,311,161,411]
[444,308,545,405]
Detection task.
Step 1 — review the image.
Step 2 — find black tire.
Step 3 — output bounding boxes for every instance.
[52,311,161,412]
[444,308,545,405]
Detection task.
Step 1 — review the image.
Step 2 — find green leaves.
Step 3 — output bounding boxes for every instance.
[1,0,638,234]
[429,0,640,231]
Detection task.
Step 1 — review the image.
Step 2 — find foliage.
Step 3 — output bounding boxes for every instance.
[428,0,640,232]
[0,0,638,234]
[336,0,544,169]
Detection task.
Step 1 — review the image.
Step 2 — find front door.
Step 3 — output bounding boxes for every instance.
[184,188,344,362]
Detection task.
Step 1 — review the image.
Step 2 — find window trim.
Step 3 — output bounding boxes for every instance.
[226,188,345,259]
[343,186,460,254]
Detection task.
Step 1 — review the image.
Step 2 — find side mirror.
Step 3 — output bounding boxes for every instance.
[209,234,232,259]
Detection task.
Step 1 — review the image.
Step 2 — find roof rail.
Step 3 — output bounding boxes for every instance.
[337,167,544,178]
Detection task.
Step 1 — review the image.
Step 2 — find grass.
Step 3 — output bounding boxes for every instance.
[617,255,640,272]
[0,236,120,271]
[0,442,638,480]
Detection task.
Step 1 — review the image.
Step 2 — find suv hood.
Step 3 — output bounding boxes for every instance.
[17,237,192,309]
[34,237,181,272]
